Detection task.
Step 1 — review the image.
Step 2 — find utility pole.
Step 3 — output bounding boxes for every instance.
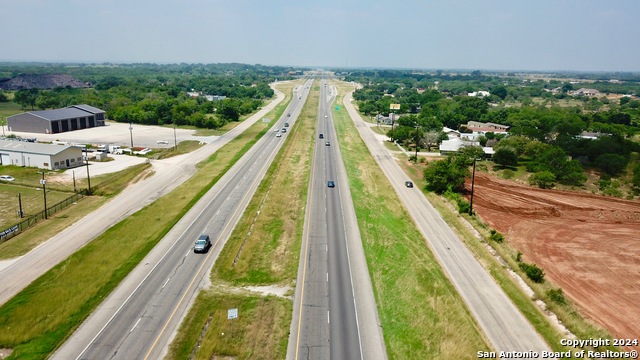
[469,158,477,215]
[84,149,91,193]
[414,122,420,162]
[17,193,24,218]
[173,120,177,151]
[39,172,47,219]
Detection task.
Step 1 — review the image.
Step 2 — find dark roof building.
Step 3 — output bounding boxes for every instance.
[6,104,106,134]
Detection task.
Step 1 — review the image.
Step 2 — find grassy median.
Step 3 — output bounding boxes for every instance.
[0,84,294,359]
[167,81,315,359]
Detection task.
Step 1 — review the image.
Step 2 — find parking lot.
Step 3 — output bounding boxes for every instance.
[7,120,216,150]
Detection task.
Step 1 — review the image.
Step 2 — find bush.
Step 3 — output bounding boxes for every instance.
[500,169,515,179]
[489,229,504,243]
[547,288,567,305]
[519,262,545,283]
[457,199,471,214]
[529,171,556,189]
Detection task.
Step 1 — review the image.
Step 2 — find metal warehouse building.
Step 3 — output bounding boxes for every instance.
[6,104,106,134]
[0,140,84,170]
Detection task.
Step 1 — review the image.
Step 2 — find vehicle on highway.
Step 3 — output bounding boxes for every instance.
[327,181,335,188]
[284,122,289,127]
[319,133,324,139]
[194,234,211,253]
[276,133,282,137]
[405,181,414,188]
[281,128,287,133]
[325,141,330,146]
[0,175,15,182]
[287,113,291,117]
[325,115,328,118]
[274,128,279,132]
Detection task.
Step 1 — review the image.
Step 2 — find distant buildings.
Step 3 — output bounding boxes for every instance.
[186,91,227,101]
[570,88,601,97]
[7,105,105,134]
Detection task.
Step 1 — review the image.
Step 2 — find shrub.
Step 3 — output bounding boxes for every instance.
[529,171,556,189]
[489,229,504,243]
[457,199,471,214]
[500,169,515,179]
[519,262,545,283]
[547,288,567,305]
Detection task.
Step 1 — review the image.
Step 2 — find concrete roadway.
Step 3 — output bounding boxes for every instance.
[51,80,313,359]
[342,89,552,355]
[287,80,386,360]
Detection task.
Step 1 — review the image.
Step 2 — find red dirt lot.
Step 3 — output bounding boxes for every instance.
[467,173,640,348]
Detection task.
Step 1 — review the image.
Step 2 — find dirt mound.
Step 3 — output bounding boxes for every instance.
[467,173,640,349]
[0,73,90,90]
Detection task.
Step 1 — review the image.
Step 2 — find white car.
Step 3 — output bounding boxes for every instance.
[276,133,282,137]
[0,175,15,182]
[134,148,153,155]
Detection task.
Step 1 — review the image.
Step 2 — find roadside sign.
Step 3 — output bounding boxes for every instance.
[228,308,238,320]
[335,106,340,110]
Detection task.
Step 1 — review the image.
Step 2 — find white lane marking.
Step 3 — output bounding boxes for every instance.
[185,250,190,257]
[130,317,142,333]
[326,244,328,252]
[327,272,329,282]
[327,311,330,324]
[162,278,170,289]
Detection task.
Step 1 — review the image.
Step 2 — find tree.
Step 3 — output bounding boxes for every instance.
[594,154,628,176]
[493,148,519,168]
[529,171,556,189]
[423,157,470,194]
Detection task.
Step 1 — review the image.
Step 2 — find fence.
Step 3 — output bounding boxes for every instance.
[0,190,88,243]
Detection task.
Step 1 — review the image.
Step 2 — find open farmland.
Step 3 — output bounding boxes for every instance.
[468,172,640,350]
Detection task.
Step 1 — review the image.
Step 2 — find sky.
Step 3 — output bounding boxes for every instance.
[0,0,638,72]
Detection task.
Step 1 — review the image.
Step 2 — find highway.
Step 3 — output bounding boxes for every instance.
[342,89,552,355]
[51,80,313,360]
[287,80,386,360]
[0,83,286,307]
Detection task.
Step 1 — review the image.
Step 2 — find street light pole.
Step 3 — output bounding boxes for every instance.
[414,122,419,162]
[129,122,134,149]
[469,158,477,215]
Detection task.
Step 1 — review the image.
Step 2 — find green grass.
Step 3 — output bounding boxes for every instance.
[0,184,75,229]
[0,91,290,359]
[167,290,291,360]
[153,140,204,159]
[331,82,490,359]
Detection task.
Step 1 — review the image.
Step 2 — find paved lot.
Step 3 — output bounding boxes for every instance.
[8,121,214,149]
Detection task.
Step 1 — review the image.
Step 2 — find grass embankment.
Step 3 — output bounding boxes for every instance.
[396,144,616,352]
[0,84,294,359]
[331,82,489,358]
[0,163,152,258]
[167,81,315,360]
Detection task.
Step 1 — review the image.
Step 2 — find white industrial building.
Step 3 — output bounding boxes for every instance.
[0,140,84,170]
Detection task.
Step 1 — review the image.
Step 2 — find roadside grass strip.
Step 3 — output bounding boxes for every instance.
[331,83,490,358]
[167,81,316,359]
[167,291,291,360]
[0,88,292,359]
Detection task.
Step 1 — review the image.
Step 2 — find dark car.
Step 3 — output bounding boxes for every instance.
[287,113,291,117]
[284,122,289,127]
[194,234,211,253]
[405,181,414,188]
[325,141,330,146]
[319,133,324,139]
[328,181,335,188]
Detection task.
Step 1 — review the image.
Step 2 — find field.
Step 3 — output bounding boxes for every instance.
[468,172,640,350]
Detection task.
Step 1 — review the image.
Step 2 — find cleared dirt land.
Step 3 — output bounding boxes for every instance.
[467,173,640,346]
